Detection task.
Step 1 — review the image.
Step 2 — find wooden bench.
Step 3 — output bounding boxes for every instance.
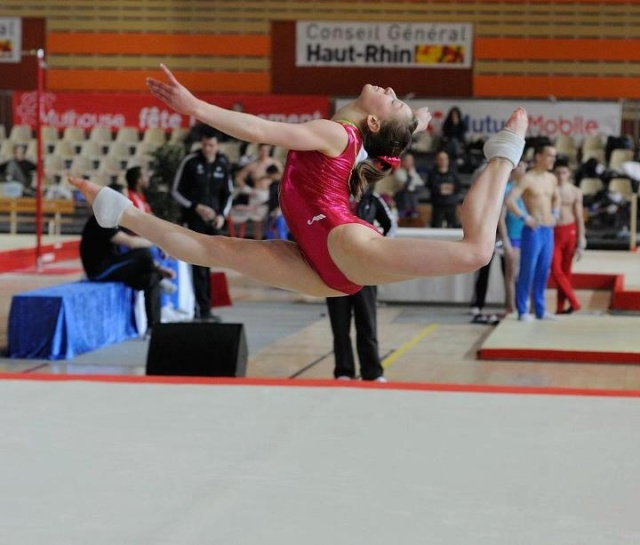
[0,197,75,235]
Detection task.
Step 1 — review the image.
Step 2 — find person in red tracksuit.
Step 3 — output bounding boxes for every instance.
[551,158,586,314]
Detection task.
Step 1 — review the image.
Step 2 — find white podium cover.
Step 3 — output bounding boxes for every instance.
[378,228,505,305]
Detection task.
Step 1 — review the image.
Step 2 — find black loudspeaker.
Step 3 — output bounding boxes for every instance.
[146,322,248,377]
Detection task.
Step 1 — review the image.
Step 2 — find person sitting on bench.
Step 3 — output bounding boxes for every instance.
[80,185,175,338]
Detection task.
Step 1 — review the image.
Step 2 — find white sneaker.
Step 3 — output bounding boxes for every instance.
[374,376,388,383]
[518,313,534,322]
[538,313,558,321]
[470,306,481,316]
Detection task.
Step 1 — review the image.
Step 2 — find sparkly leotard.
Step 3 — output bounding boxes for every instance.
[279,122,380,294]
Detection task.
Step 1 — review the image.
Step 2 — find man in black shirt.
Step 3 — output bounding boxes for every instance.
[325,184,396,382]
[427,150,463,228]
[80,211,174,337]
[172,126,233,320]
[0,144,36,195]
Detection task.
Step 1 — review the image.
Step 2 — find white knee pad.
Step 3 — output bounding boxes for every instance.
[483,128,525,169]
[93,187,133,228]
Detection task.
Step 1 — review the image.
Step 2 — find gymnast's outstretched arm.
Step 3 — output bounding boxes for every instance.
[146,65,345,155]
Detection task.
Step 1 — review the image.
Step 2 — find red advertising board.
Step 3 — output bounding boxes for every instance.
[13,92,330,130]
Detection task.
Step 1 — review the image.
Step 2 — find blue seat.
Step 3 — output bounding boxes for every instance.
[8,281,138,360]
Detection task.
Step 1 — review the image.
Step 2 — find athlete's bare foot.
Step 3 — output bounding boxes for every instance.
[504,107,528,138]
[68,176,101,205]
[69,176,133,227]
[483,108,528,167]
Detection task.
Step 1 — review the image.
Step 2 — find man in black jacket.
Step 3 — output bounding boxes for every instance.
[172,126,233,320]
[325,184,396,382]
[428,150,463,228]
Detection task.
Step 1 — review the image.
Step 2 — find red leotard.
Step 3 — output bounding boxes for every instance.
[279,122,379,294]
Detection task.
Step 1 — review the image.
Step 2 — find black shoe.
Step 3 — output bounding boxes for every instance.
[486,314,501,325]
[195,313,221,323]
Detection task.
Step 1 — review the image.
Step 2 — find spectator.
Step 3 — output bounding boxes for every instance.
[427,150,463,228]
[231,157,282,240]
[393,151,425,220]
[469,161,526,321]
[326,183,395,382]
[264,164,289,241]
[506,143,560,321]
[441,106,468,165]
[501,160,528,315]
[469,227,507,325]
[234,143,283,192]
[125,165,177,288]
[0,144,36,195]
[125,166,152,213]
[171,126,233,321]
[551,158,586,314]
[44,177,74,200]
[80,193,176,338]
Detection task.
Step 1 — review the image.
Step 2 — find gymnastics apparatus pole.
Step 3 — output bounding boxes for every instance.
[34,48,45,271]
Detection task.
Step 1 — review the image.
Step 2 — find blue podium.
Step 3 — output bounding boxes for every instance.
[8,281,138,360]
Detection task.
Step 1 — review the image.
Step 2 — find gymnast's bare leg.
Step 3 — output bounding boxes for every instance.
[69,109,525,298]
[68,177,344,297]
[328,108,529,286]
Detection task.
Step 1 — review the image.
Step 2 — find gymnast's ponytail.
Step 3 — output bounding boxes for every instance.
[349,115,418,199]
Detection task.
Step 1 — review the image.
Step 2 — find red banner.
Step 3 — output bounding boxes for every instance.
[13,92,331,130]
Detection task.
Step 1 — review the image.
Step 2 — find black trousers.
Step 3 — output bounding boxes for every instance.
[192,264,212,318]
[471,254,506,310]
[326,285,383,381]
[92,248,161,328]
[430,204,459,228]
[186,221,218,319]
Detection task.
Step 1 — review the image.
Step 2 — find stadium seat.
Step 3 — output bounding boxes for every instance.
[608,177,634,201]
[579,177,604,196]
[9,124,33,144]
[609,149,635,171]
[141,128,167,147]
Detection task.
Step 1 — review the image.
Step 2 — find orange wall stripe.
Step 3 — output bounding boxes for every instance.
[476,38,640,62]
[47,33,270,57]
[474,75,640,100]
[401,0,640,3]
[47,69,270,93]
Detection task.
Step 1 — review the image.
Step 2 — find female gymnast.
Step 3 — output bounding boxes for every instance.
[70,64,527,298]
